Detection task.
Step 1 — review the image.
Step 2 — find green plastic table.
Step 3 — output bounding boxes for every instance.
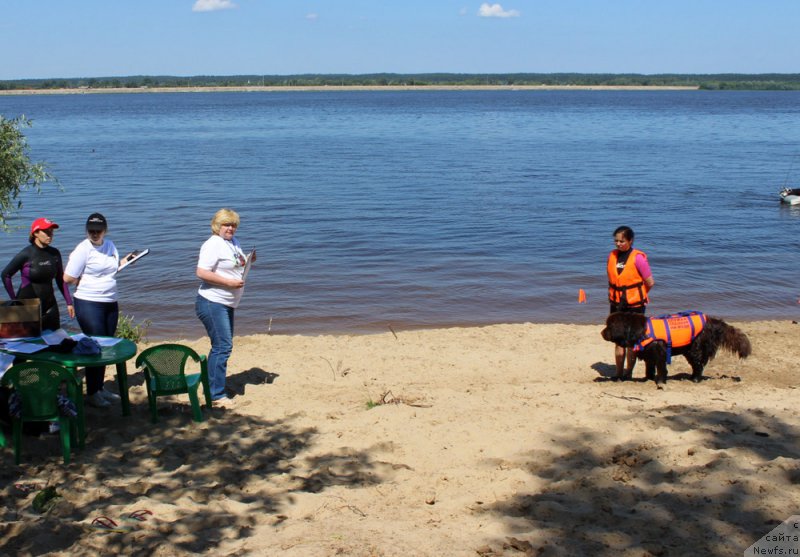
[4,338,137,448]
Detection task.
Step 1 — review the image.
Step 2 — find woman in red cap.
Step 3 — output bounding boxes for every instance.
[1,217,74,331]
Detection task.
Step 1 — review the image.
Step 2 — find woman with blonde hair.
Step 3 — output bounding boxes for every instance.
[195,208,255,406]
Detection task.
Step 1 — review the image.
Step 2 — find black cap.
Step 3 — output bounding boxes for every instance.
[86,213,108,231]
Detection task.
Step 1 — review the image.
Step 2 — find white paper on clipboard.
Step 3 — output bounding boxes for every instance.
[242,248,255,281]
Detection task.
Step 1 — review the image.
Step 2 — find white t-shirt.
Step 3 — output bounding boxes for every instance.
[64,238,119,303]
[197,235,245,308]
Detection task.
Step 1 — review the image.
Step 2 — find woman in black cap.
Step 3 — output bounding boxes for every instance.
[64,213,130,408]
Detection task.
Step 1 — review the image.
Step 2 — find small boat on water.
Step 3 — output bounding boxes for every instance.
[779,187,800,205]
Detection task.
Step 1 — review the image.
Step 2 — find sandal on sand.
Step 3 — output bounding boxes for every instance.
[91,516,132,533]
[125,509,153,522]
[14,483,43,494]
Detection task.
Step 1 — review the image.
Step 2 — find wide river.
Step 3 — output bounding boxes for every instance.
[0,89,798,339]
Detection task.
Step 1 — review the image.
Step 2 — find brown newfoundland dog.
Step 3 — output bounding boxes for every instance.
[600,311,751,388]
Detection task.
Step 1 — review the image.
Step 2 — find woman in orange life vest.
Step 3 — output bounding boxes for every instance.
[607,226,655,380]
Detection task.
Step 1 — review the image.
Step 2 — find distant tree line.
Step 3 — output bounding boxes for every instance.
[2,73,800,91]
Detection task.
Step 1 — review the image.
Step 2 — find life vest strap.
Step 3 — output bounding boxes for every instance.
[609,280,646,308]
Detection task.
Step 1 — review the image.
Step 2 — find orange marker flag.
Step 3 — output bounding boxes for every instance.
[578,289,587,303]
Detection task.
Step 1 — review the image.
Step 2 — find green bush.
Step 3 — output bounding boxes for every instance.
[116,314,151,343]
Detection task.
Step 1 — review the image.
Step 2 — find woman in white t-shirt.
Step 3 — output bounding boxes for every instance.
[64,213,135,409]
[195,208,255,407]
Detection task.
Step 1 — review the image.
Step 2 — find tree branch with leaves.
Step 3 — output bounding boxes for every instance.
[0,115,58,230]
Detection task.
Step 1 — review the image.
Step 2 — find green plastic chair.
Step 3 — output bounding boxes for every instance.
[135,344,212,423]
[0,361,81,465]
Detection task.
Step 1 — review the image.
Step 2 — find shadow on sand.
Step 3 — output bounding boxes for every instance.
[484,406,800,556]
[0,366,386,556]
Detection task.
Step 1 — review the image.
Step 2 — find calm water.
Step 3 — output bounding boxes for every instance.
[0,90,798,340]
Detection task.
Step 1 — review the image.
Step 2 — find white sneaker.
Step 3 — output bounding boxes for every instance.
[100,389,121,402]
[87,391,112,408]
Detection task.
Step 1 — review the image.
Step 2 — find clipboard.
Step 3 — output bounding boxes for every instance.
[242,248,255,281]
[118,248,150,272]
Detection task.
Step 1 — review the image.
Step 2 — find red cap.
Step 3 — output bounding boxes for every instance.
[30,217,59,234]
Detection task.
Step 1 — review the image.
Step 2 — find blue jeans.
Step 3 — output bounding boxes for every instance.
[195,295,234,400]
[74,298,119,395]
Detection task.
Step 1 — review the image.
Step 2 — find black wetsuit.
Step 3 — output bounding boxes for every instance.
[2,244,73,331]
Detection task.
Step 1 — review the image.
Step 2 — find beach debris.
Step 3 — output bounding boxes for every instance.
[388,324,398,339]
[601,391,644,402]
[380,390,398,405]
[321,357,350,380]
[369,390,432,409]
[14,482,43,494]
[342,504,367,517]
[31,486,62,514]
[503,537,538,555]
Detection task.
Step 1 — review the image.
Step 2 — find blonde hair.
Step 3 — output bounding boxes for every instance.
[210,208,240,235]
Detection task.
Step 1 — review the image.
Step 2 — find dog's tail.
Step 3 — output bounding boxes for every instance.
[715,319,752,359]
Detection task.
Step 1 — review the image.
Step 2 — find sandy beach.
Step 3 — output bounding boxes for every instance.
[1,318,798,555]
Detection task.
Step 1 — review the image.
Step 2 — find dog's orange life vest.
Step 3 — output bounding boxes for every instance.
[634,311,707,363]
[607,249,649,308]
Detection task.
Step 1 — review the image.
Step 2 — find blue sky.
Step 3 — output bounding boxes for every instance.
[2,1,798,80]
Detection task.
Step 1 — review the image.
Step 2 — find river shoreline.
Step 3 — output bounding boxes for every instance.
[0,84,700,96]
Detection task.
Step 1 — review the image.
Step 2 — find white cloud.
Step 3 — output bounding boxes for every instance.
[306,13,319,21]
[192,0,237,13]
[478,3,520,18]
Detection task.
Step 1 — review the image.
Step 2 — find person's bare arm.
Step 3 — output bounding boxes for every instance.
[196,267,243,289]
